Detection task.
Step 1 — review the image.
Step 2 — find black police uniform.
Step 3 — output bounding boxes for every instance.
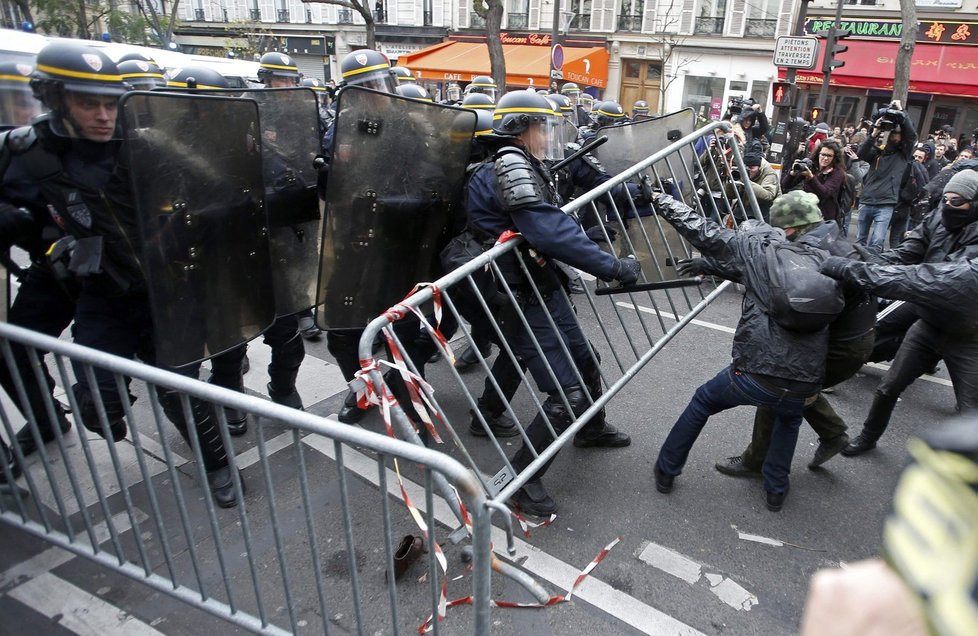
[466,143,631,503]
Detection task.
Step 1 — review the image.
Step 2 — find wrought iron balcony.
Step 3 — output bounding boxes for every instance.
[337,8,353,23]
[745,18,776,37]
[276,9,289,22]
[250,8,261,20]
[194,8,205,21]
[618,14,642,31]
[507,12,528,29]
[374,7,387,22]
[694,17,724,35]
[470,13,486,28]
[423,9,433,25]
[572,13,591,30]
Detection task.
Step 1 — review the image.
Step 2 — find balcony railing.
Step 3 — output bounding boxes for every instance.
[276,9,289,22]
[423,9,433,25]
[507,12,528,29]
[618,13,642,31]
[744,18,776,37]
[250,8,261,20]
[572,13,591,30]
[374,7,387,22]
[470,13,486,28]
[306,8,312,22]
[337,8,353,23]
[694,17,724,34]
[194,8,205,21]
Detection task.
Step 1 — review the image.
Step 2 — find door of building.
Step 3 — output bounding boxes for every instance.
[620,59,662,115]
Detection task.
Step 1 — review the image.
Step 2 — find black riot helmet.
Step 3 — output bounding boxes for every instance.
[31,41,128,112]
[473,108,493,137]
[633,100,650,116]
[464,75,498,102]
[461,92,495,110]
[391,66,416,83]
[117,59,167,90]
[300,77,327,92]
[590,100,626,127]
[117,51,157,65]
[546,93,576,124]
[395,83,431,102]
[165,66,230,90]
[492,90,561,160]
[339,49,395,93]
[0,61,43,127]
[258,51,300,86]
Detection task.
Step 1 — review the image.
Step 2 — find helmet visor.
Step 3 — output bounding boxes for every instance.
[526,115,561,161]
[465,85,497,102]
[0,85,43,127]
[347,72,396,94]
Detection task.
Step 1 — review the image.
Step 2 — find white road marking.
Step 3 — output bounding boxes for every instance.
[635,541,702,584]
[731,525,783,547]
[234,431,295,469]
[9,571,165,635]
[635,539,759,612]
[0,509,147,593]
[865,362,953,387]
[302,430,706,635]
[616,302,736,334]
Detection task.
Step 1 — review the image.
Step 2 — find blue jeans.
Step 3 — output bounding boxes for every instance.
[856,203,894,251]
[655,367,812,494]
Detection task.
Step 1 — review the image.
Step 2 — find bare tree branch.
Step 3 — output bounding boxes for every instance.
[301,0,376,48]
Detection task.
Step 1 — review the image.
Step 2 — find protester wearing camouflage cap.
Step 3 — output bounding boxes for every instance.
[770,190,824,237]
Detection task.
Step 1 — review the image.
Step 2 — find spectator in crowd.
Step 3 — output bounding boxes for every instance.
[855,103,917,251]
[934,142,950,169]
[807,122,830,155]
[781,140,846,223]
[917,142,941,180]
[729,152,780,222]
[889,146,930,247]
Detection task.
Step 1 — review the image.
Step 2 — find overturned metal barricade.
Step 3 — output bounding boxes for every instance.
[355,121,759,528]
[0,321,492,635]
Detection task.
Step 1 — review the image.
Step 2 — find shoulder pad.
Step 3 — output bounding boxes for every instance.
[581,151,606,174]
[4,126,37,154]
[565,142,582,153]
[494,147,546,211]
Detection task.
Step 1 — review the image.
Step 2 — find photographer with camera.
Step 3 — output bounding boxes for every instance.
[781,140,846,223]
[855,102,918,251]
[725,151,780,222]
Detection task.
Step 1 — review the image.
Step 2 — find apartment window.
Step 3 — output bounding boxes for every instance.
[695,0,726,35]
[618,0,644,32]
[508,0,529,29]
[569,0,591,30]
[744,0,777,37]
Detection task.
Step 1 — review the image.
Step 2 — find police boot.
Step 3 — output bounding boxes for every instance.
[510,479,557,517]
[454,341,492,372]
[267,383,303,411]
[468,401,520,438]
[74,384,128,443]
[337,391,365,424]
[208,352,249,437]
[0,440,22,484]
[572,367,631,449]
[207,466,245,509]
[842,393,899,457]
[15,403,72,457]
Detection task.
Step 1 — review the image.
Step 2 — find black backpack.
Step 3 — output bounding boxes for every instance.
[765,242,845,333]
[836,173,855,217]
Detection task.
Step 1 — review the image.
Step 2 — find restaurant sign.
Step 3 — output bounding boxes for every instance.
[806,17,978,46]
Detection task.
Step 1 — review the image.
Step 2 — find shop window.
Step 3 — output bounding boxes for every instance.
[729,80,748,92]
[751,80,769,106]
[683,75,726,117]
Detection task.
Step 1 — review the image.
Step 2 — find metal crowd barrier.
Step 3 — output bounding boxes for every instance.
[356,121,759,528]
[0,321,492,635]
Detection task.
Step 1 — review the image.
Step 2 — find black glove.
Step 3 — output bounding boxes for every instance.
[613,256,641,285]
[585,224,618,244]
[852,243,878,262]
[820,255,853,280]
[676,258,708,278]
[0,203,34,252]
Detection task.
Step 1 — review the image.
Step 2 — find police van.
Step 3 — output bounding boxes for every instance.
[0,28,260,87]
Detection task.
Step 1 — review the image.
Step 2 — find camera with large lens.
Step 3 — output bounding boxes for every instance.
[727,95,745,115]
[875,107,904,132]
[791,157,814,174]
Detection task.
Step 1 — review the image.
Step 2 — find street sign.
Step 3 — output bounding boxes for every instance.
[550,69,563,80]
[551,43,564,71]
[773,36,819,70]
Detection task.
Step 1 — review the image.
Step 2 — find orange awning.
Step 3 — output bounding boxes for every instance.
[398,41,609,89]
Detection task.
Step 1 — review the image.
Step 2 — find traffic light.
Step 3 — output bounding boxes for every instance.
[771,81,796,107]
[822,26,850,73]
[810,106,823,122]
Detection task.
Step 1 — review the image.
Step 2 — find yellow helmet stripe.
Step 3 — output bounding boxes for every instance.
[462,103,495,110]
[0,74,31,83]
[493,107,555,118]
[120,72,165,79]
[165,80,224,89]
[261,62,298,71]
[342,62,389,78]
[37,63,122,82]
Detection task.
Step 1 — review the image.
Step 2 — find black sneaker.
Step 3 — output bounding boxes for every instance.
[841,431,877,457]
[765,488,788,512]
[653,464,674,493]
[510,480,557,516]
[714,455,762,478]
[808,433,849,469]
[468,411,520,438]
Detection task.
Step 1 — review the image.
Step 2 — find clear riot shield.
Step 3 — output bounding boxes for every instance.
[317,87,476,329]
[121,91,275,368]
[237,88,321,317]
[1,262,7,322]
[592,110,697,284]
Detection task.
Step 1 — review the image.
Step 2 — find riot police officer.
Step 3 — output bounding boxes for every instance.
[25,42,242,507]
[0,61,43,128]
[391,66,416,85]
[465,90,640,515]
[460,93,495,111]
[117,59,167,91]
[463,75,498,102]
[395,83,431,102]
[580,100,627,143]
[632,100,651,121]
[257,51,301,88]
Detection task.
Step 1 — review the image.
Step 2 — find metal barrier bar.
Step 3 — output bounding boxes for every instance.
[354,120,758,526]
[0,320,493,635]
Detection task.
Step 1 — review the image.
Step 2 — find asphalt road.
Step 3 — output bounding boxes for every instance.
[0,280,957,636]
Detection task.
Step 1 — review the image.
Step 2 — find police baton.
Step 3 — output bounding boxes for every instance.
[594,276,704,296]
[549,135,609,173]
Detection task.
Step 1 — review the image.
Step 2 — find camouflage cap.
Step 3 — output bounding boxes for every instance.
[769,190,823,229]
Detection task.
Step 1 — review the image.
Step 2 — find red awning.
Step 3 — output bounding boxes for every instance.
[780,40,978,97]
